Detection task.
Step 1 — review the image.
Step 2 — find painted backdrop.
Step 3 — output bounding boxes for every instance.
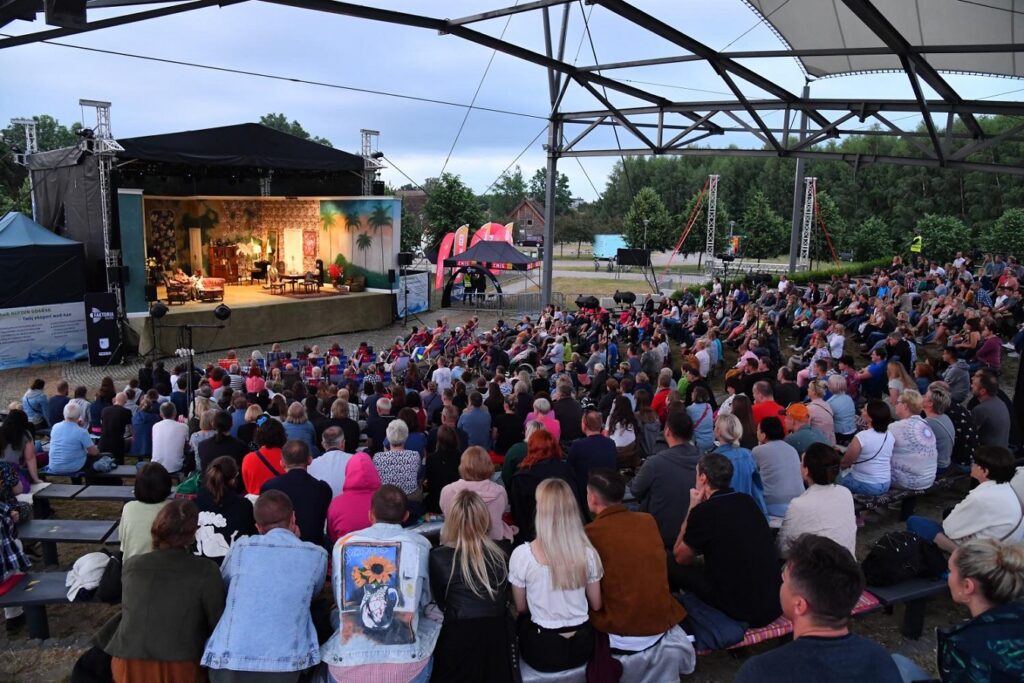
[319,199,401,289]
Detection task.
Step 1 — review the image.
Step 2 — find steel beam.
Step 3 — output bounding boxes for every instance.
[447,0,572,27]
[901,57,944,163]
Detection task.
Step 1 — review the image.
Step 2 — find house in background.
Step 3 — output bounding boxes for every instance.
[508,198,545,245]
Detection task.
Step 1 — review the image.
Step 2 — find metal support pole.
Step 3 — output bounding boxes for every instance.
[10,118,38,220]
[788,83,811,273]
[541,119,560,305]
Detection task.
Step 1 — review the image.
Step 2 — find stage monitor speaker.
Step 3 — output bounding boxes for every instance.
[107,265,130,285]
[616,248,651,267]
[45,0,87,28]
[397,252,414,267]
[388,269,396,284]
[372,181,386,196]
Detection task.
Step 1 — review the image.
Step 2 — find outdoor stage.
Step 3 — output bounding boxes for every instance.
[130,285,394,356]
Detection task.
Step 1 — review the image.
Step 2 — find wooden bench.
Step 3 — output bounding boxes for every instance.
[868,577,949,639]
[0,572,75,639]
[854,472,968,518]
[33,484,85,500]
[73,485,135,503]
[18,519,119,566]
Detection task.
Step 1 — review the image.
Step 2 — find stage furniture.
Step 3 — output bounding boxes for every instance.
[302,272,321,294]
[251,260,269,286]
[344,275,367,292]
[195,277,226,302]
[208,245,239,281]
[163,273,189,305]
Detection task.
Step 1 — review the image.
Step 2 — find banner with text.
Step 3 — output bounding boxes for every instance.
[0,302,88,370]
[395,270,429,317]
[84,292,124,366]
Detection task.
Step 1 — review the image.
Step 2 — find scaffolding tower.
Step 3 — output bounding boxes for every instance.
[9,117,38,220]
[799,177,817,266]
[704,174,719,271]
[360,128,384,196]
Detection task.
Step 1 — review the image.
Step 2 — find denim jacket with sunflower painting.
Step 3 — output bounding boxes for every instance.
[321,522,442,667]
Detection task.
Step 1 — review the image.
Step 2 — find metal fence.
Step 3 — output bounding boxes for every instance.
[430,289,564,316]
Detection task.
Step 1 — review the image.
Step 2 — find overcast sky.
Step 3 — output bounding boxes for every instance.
[2,0,1022,199]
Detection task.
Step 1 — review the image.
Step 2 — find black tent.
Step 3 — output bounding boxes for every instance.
[443,240,539,270]
[0,211,85,308]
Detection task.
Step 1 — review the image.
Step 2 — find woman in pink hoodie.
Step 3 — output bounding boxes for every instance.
[326,452,382,545]
[440,446,516,542]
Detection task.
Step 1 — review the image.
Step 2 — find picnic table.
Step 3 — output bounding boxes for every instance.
[18,519,119,566]
[73,485,135,502]
[0,572,72,639]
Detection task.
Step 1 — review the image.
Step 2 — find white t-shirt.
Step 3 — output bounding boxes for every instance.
[849,429,894,485]
[151,419,189,473]
[778,484,857,558]
[432,367,453,394]
[827,333,845,359]
[942,481,1024,543]
[509,542,602,629]
[308,450,354,499]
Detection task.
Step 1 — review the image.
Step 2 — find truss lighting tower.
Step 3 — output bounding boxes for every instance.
[361,128,384,196]
[704,174,719,271]
[799,177,817,266]
[9,117,38,219]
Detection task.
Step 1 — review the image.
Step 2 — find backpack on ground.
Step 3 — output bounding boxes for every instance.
[861,531,946,587]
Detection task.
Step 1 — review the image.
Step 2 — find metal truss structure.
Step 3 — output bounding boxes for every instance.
[5,0,1024,302]
[799,177,817,266]
[704,174,719,268]
[360,128,384,197]
[8,117,37,219]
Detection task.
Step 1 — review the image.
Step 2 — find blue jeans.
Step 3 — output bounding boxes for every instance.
[892,654,931,682]
[837,472,889,496]
[906,515,943,542]
[766,502,790,518]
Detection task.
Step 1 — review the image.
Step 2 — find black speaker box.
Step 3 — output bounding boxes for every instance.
[45,0,87,28]
[388,269,396,283]
[397,252,414,266]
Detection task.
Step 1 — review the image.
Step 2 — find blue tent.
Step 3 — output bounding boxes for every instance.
[0,212,85,308]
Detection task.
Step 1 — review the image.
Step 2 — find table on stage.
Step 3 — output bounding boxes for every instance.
[280,274,304,293]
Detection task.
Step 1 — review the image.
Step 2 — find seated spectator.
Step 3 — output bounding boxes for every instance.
[322,486,441,682]
[1,409,41,485]
[197,410,248,477]
[923,383,955,474]
[551,382,583,442]
[228,395,248,438]
[195,456,256,565]
[941,345,971,404]
[326,452,381,545]
[365,396,395,453]
[261,440,332,547]
[687,386,716,452]
[46,381,69,429]
[241,417,287,495]
[754,416,804,518]
[713,414,767,516]
[736,535,901,683]
[751,381,785,429]
[970,369,1011,448]
[672,453,782,631]
[440,446,515,542]
[858,347,889,399]
[806,380,836,445]
[429,490,515,682]
[778,443,857,558]
[889,389,938,491]
[119,462,172,561]
[838,400,895,496]
[283,402,320,458]
[631,407,700,549]
[151,402,188,474]
[235,404,263,451]
[492,395,525,456]
[827,375,857,446]
[202,490,328,681]
[907,446,1024,552]
[46,402,99,475]
[373,419,422,499]
[510,478,603,673]
[423,426,462,514]
[99,392,133,465]
[307,426,353,499]
[585,469,694,674]
[525,397,561,441]
[606,396,640,466]
[458,391,492,449]
[318,398,360,459]
[396,407,427,457]
[188,408,218,466]
[510,429,578,545]
[783,403,830,458]
[21,379,48,429]
[567,410,617,505]
[97,500,225,682]
[500,419,544,491]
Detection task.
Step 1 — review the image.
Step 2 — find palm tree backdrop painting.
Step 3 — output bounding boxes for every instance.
[318,199,401,289]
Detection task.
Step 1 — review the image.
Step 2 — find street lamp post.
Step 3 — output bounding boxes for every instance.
[728,220,735,255]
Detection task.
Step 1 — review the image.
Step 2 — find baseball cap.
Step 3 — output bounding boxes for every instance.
[781,403,810,421]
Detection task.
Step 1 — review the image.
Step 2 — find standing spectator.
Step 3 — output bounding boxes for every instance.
[889,390,938,491]
[202,490,328,681]
[241,418,287,495]
[458,392,492,449]
[970,369,1010,448]
[97,501,225,682]
[712,414,767,515]
[118,462,172,561]
[307,427,353,499]
[46,403,99,475]
[630,408,701,549]
[440,446,515,543]
[46,381,69,428]
[261,440,332,547]
[510,478,603,674]
[778,443,857,558]
[566,411,617,505]
[428,490,515,682]
[325,452,381,544]
[838,400,895,496]
[735,535,901,683]
[195,456,256,565]
[282,402,320,458]
[322,486,440,682]
[753,416,805,518]
[152,402,188,474]
[672,453,782,632]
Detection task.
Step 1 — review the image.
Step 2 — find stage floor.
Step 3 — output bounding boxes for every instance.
[132,284,394,356]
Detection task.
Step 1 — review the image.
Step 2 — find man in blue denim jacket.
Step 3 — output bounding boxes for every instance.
[202,490,328,682]
[321,485,442,683]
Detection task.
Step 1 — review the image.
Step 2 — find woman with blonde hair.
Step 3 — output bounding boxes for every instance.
[510,478,602,673]
[806,380,836,446]
[440,446,516,542]
[712,414,766,514]
[429,490,514,682]
[886,360,917,406]
[827,374,857,445]
[282,401,319,456]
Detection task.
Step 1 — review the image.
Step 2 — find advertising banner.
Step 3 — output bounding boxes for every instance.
[84,292,124,366]
[0,302,88,370]
[396,270,429,317]
[453,224,469,255]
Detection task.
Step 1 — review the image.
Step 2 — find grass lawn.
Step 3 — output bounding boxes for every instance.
[554,277,660,307]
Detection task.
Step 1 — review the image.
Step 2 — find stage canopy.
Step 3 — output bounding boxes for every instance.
[443,240,539,271]
[116,123,365,172]
[0,211,86,308]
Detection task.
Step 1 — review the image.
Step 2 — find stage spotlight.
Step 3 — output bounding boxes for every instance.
[213,304,232,321]
[149,302,168,319]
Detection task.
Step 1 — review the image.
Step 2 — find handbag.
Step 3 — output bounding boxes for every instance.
[587,630,623,683]
[861,531,946,587]
[96,550,122,604]
[175,471,201,495]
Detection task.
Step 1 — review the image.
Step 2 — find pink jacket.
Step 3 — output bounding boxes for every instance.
[326,452,381,545]
[439,478,516,541]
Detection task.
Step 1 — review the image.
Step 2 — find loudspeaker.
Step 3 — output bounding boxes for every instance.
[397,252,414,267]
[45,0,87,28]
[372,181,386,196]
[616,248,651,267]
[388,269,396,284]
[106,265,130,285]
[144,285,158,303]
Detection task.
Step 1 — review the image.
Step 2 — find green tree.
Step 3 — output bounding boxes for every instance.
[423,173,481,247]
[488,166,527,219]
[258,113,333,147]
[847,217,894,262]
[984,208,1024,257]
[554,208,598,256]
[1,115,83,216]
[623,187,673,251]
[676,189,731,267]
[914,214,970,262]
[528,167,573,215]
[368,203,393,270]
[740,191,788,260]
[356,231,373,268]
[810,191,846,265]
[400,201,422,254]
